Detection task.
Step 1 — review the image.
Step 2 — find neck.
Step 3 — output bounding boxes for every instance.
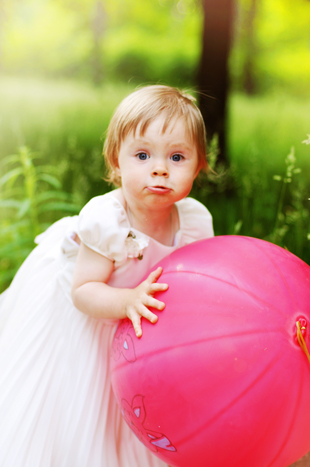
[126,204,176,247]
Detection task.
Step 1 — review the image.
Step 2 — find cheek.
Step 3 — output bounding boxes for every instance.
[115,157,131,178]
[180,166,199,185]
[120,166,143,186]
[177,175,195,197]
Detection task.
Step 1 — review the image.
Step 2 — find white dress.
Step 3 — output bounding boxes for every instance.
[0,193,213,467]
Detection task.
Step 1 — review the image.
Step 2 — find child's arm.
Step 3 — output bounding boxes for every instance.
[71,242,168,337]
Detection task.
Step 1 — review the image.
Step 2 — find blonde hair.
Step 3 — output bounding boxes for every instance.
[103,85,208,186]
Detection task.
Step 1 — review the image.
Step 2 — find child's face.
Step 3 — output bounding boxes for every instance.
[115,115,200,211]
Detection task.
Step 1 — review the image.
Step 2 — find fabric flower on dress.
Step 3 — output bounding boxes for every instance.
[125,231,149,260]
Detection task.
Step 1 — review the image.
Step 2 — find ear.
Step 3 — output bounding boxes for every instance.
[114,158,121,177]
[194,162,202,179]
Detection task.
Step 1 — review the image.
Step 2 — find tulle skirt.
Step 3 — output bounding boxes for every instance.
[0,217,167,467]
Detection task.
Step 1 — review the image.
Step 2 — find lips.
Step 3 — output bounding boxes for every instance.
[146,186,172,194]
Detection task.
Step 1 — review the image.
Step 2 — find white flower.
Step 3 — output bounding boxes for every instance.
[125,231,149,260]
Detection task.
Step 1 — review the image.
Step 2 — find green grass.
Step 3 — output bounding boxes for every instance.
[229,93,310,174]
[0,145,81,288]
[0,77,136,200]
[194,93,309,263]
[0,77,309,292]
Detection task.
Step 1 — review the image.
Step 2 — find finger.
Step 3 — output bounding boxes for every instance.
[130,313,142,338]
[137,304,159,324]
[149,282,169,294]
[147,267,163,284]
[144,296,165,311]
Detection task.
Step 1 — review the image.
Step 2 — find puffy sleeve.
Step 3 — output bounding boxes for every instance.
[77,194,131,263]
[177,197,214,245]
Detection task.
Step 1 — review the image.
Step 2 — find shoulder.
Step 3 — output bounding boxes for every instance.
[79,191,125,218]
[177,197,212,218]
[78,192,128,241]
[77,192,129,262]
[176,197,214,243]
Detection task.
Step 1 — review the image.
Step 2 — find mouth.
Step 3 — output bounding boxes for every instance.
[146,186,172,194]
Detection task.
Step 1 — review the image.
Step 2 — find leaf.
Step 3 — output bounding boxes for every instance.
[36,191,75,203]
[0,187,25,199]
[36,165,60,175]
[0,218,31,233]
[37,173,62,189]
[17,199,32,219]
[0,154,21,167]
[0,237,34,255]
[0,167,23,187]
[0,220,32,240]
[232,220,243,235]
[37,201,81,214]
[0,199,24,210]
[18,146,41,163]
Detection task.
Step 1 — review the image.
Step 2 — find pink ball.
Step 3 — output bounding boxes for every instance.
[111,236,310,467]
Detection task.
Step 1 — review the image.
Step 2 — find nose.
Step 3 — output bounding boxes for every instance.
[151,161,169,178]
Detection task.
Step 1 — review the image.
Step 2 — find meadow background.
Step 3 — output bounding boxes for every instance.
[0,0,310,292]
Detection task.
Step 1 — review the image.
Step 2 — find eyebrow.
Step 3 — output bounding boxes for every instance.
[169,142,192,151]
[129,139,192,151]
[129,137,150,145]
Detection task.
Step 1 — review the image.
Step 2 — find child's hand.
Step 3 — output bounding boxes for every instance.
[125,267,168,338]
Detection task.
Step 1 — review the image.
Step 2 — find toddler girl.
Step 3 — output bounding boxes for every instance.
[0,85,213,467]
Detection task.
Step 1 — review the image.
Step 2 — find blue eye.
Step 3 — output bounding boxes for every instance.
[137,152,149,160]
[171,154,183,162]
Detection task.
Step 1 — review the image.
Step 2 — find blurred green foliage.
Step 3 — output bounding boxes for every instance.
[0,144,81,288]
[231,0,310,94]
[1,0,201,87]
[1,0,310,92]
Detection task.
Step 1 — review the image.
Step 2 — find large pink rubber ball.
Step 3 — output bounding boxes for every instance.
[111,236,310,467]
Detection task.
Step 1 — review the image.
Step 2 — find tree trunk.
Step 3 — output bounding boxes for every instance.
[198,0,235,165]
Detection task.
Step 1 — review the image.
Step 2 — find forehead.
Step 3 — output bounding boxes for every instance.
[132,114,193,142]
